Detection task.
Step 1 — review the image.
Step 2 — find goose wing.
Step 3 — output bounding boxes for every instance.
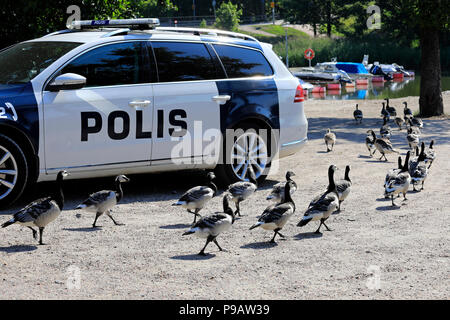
[193,213,229,230]
[179,186,213,203]
[336,180,351,194]
[376,138,394,150]
[228,182,256,196]
[81,190,114,207]
[259,203,294,224]
[386,172,410,192]
[411,163,427,182]
[13,197,53,223]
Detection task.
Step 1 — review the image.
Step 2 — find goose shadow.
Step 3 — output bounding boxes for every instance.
[317,150,330,154]
[0,244,37,253]
[240,241,278,249]
[293,232,323,240]
[375,205,402,211]
[63,227,102,232]
[159,224,191,230]
[170,253,216,260]
[358,154,373,159]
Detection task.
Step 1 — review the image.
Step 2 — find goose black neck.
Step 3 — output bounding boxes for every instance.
[371,130,376,140]
[397,156,402,169]
[327,166,336,192]
[209,181,218,196]
[418,143,426,161]
[223,197,235,221]
[54,173,65,210]
[430,140,434,149]
[344,166,351,183]
[402,153,410,172]
[116,179,124,202]
[283,181,295,211]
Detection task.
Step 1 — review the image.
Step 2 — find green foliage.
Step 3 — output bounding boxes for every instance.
[0,0,177,48]
[214,1,243,32]
[199,19,208,28]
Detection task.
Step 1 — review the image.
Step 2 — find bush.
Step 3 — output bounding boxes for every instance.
[214,1,242,32]
[199,19,207,28]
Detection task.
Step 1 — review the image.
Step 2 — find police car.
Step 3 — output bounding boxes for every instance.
[0,18,308,206]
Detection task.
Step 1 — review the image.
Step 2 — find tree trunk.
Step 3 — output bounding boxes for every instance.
[419,28,443,117]
[313,23,317,37]
[326,0,331,37]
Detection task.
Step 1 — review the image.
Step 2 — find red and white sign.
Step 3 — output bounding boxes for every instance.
[304,48,315,60]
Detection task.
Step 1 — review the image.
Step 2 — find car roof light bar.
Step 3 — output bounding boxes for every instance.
[70,18,160,30]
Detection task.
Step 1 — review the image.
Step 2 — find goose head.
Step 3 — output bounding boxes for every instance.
[355,104,359,110]
[286,171,296,181]
[385,98,389,105]
[326,128,331,134]
[207,172,216,181]
[57,170,70,180]
[403,101,408,108]
[429,140,434,149]
[418,142,426,161]
[116,175,130,183]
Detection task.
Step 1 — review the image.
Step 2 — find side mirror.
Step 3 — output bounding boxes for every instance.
[47,73,86,91]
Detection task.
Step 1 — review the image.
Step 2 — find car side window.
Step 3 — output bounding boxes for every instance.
[213,44,273,78]
[61,41,149,87]
[150,42,217,82]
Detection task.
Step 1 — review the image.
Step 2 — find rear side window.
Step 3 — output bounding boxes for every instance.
[213,44,273,78]
[61,41,149,87]
[151,42,217,82]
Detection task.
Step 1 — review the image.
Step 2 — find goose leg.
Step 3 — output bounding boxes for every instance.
[107,211,123,226]
[199,236,213,256]
[326,142,329,152]
[38,227,45,245]
[192,209,201,225]
[92,212,102,228]
[236,201,242,217]
[314,221,323,234]
[391,194,397,207]
[323,221,332,231]
[403,192,408,201]
[270,231,278,243]
[276,230,285,238]
[213,239,223,251]
[421,181,424,190]
[28,227,37,240]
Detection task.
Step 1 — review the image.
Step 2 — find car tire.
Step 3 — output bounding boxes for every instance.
[0,134,29,207]
[215,122,272,186]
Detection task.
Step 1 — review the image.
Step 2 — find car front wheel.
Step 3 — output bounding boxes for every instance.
[0,134,29,207]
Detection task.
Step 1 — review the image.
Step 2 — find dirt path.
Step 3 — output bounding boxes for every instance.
[0,95,449,299]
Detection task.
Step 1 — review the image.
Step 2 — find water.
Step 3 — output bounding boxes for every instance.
[305,76,450,100]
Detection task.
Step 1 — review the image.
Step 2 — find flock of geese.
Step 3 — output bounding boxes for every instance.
[0,98,437,256]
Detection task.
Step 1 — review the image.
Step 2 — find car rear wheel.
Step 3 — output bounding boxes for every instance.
[0,134,29,207]
[215,122,272,186]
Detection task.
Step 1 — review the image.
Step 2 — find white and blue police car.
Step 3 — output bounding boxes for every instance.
[0,18,308,205]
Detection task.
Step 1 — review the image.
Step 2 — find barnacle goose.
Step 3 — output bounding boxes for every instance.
[297,165,339,234]
[2,170,69,245]
[380,116,392,138]
[173,172,217,224]
[353,104,363,124]
[249,180,296,243]
[424,140,436,169]
[335,165,352,211]
[365,130,377,157]
[385,151,411,206]
[76,175,130,228]
[182,195,235,256]
[266,171,297,203]
[324,128,336,152]
[385,98,397,117]
[409,143,428,192]
[227,168,257,216]
[369,130,399,161]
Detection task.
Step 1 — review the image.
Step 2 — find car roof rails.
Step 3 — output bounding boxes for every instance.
[154,27,258,42]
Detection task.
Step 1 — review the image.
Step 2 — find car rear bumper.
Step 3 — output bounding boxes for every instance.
[279,137,308,159]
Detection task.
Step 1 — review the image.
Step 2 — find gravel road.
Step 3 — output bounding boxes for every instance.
[0,93,449,299]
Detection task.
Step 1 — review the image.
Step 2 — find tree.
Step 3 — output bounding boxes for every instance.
[378,0,448,117]
[214,1,242,32]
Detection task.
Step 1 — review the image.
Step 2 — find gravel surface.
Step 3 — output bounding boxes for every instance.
[1,94,449,300]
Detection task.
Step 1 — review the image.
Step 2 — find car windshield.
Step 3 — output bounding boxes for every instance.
[0,41,81,84]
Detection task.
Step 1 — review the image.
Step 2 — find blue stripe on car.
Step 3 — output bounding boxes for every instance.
[0,82,39,152]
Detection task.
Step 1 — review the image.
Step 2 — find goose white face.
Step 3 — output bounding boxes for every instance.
[117,175,130,183]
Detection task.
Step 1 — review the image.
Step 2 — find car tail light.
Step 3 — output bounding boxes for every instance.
[294,84,304,103]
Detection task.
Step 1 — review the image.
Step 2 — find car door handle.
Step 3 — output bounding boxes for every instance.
[212,95,231,104]
[129,100,151,108]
